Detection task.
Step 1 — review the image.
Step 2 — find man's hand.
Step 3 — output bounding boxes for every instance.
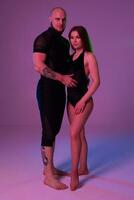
[58,74,77,87]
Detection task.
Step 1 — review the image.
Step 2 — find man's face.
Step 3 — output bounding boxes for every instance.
[50,9,66,32]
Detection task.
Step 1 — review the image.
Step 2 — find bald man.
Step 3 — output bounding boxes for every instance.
[33,7,77,190]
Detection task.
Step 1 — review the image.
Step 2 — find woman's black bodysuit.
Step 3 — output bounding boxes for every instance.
[67,51,91,107]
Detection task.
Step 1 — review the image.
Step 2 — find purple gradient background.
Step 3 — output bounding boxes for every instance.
[0,0,134,134]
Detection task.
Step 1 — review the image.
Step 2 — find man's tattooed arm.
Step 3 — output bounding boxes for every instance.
[41,65,57,80]
[33,52,61,81]
[33,53,77,87]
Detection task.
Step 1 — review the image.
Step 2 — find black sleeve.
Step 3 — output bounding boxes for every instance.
[33,33,51,53]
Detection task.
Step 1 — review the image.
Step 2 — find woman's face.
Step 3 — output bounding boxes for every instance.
[70,31,83,50]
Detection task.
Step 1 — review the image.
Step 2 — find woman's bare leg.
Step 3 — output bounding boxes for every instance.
[67,99,93,190]
[67,105,88,174]
[78,128,89,175]
[67,103,79,190]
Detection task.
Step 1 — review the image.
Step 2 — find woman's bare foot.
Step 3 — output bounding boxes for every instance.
[70,171,79,191]
[78,168,89,176]
[44,177,68,190]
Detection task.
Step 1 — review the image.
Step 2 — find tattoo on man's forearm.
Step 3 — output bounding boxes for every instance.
[42,67,56,80]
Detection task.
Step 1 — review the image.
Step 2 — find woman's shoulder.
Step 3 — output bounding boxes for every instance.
[84,51,94,57]
[84,51,96,60]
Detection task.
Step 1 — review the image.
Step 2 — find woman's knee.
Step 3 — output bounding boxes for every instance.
[70,128,80,140]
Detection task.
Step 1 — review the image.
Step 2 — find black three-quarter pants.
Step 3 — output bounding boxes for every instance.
[36,78,66,147]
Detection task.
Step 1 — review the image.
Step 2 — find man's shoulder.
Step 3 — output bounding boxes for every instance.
[61,35,69,42]
[61,36,70,47]
[34,28,53,42]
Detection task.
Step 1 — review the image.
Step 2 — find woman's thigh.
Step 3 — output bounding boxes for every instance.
[70,99,94,135]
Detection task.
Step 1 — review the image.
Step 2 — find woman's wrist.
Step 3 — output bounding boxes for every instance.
[82,95,91,104]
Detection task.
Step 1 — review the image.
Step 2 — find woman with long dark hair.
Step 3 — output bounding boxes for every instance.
[67,26,100,190]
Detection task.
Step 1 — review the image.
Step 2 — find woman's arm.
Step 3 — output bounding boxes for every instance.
[82,51,100,103]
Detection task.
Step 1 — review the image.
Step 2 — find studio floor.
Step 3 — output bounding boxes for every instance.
[0,126,134,200]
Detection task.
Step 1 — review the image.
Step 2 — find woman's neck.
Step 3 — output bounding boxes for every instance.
[75,48,84,55]
[72,48,84,61]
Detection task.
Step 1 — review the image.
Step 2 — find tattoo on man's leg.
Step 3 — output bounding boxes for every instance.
[43,155,48,166]
[41,148,48,166]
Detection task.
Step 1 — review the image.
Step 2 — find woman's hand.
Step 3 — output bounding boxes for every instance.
[74,99,86,115]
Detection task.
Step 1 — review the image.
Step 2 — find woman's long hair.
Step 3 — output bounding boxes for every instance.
[68,26,93,52]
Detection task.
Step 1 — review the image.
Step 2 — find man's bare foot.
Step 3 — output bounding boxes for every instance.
[44,177,68,190]
[43,168,70,176]
[70,171,79,191]
[78,168,89,176]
